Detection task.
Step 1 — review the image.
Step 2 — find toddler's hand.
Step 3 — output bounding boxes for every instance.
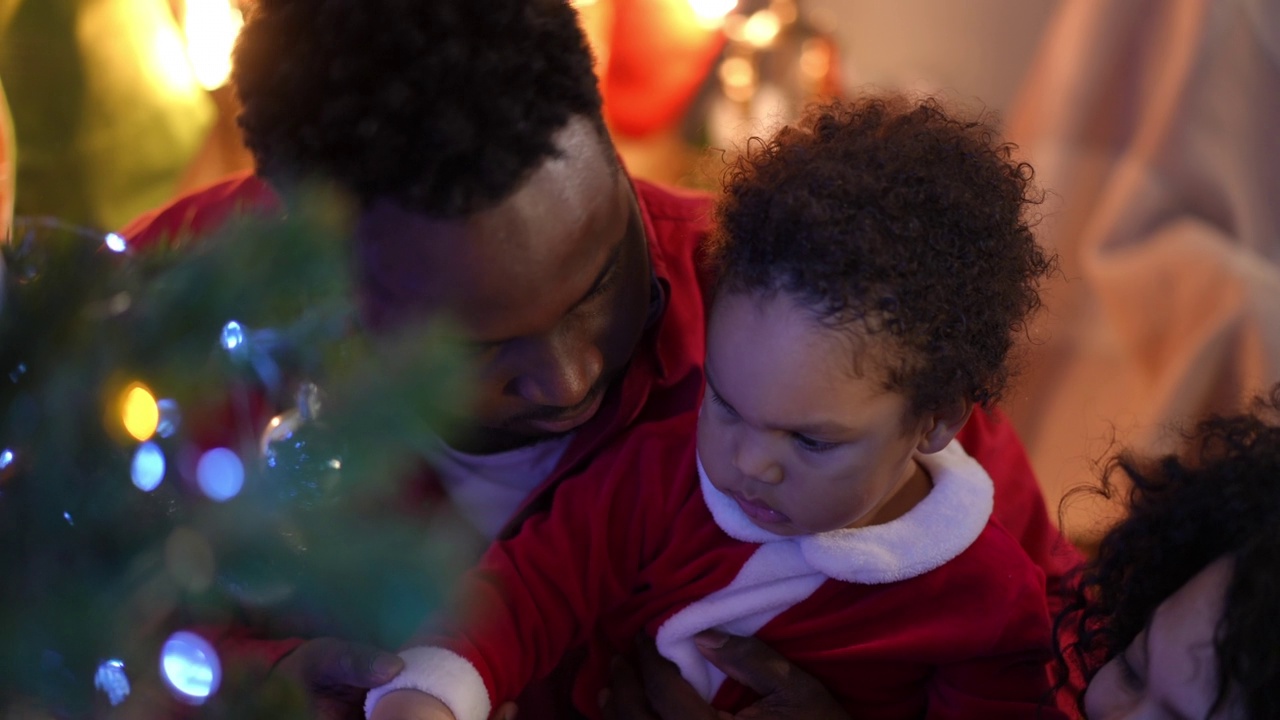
[368,689,456,720]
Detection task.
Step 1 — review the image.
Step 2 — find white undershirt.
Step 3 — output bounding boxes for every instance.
[426,434,575,539]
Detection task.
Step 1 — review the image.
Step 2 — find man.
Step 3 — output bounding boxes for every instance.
[123,1,1080,717]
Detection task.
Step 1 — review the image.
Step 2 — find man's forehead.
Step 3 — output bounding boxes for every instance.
[354,120,628,336]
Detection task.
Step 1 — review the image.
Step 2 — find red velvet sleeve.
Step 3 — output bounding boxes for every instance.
[955,406,1084,615]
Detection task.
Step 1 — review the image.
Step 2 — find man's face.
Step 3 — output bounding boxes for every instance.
[353,117,651,453]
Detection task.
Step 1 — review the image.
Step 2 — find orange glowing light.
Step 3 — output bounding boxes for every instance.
[182,0,245,90]
[687,0,738,26]
[121,383,160,441]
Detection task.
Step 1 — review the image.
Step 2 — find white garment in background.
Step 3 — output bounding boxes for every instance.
[427,435,574,539]
[1005,0,1280,542]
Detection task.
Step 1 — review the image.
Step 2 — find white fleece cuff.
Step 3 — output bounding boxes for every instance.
[363,646,492,720]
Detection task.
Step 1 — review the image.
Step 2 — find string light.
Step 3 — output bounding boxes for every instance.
[131,442,166,492]
[220,321,245,352]
[196,448,244,502]
[160,631,221,704]
[94,659,130,706]
[120,383,160,442]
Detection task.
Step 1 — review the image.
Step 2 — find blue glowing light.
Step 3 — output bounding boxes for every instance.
[131,442,166,492]
[196,448,244,502]
[0,449,12,469]
[104,233,128,253]
[160,631,221,704]
[219,321,245,351]
[63,511,73,525]
[94,659,130,706]
[156,399,181,438]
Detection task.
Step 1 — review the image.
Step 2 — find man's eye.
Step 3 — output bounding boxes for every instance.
[465,341,502,358]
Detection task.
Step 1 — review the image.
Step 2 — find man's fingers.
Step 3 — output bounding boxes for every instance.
[694,631,799,697]
[695,631,849,720]
[635,636,720,720]
[601,655,656,720]
[288,637,405,689]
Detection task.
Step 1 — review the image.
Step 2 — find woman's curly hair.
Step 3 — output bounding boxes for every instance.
[709,95,1052,415]
[232,0,604,216]
[1055,384,1280,717]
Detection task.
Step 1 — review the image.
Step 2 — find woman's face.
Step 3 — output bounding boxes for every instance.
[1084,556,1243,719]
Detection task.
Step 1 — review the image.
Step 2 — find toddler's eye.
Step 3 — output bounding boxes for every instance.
[709,389,739,418]
[793,433,840,453]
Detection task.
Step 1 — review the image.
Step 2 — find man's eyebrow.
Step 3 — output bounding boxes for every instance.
[568,238,624,311]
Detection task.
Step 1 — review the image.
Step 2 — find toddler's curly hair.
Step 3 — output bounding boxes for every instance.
[710,95,1052,415]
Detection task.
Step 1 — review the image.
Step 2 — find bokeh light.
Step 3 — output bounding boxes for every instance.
[0,448,12,469]
[131,442,166,492]
[743,9,781,47]
[94,659,130,706]
[219,320,245,351]
[182,0,245,91]
[156,399,182,438]
[104,233,128,253]
[120,383,160,441]
[688,0,738,24]
[160,631,221,704]
[196,448,244,502]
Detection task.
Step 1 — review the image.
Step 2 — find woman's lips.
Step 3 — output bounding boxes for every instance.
[729,490,790,525]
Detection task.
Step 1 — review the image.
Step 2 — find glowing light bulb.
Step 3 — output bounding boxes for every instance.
[196,448,244,502]
[156,399,182,438]
[121,383,160,441]
[182,0,244,90]
[94,659,130,706]
[160,631,221,704]
[220,321,245,351]
[687,0,738,25]
[743,9,781,47]
[132,442,166,492]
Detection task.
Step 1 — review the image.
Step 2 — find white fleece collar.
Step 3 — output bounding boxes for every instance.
[698,439,994,584]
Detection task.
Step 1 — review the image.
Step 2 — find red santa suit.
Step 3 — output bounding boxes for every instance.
[364,411,1065,720]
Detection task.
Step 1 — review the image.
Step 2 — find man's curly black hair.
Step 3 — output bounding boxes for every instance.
[232,0,605,216]
[709,95,1052,416]
[1055,383,1280,717]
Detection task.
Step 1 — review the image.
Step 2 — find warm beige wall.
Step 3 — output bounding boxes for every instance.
[809,0,1059,117]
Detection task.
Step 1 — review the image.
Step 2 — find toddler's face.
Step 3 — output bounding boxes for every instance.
[696,290,935,536]
[1084,556,1243,719]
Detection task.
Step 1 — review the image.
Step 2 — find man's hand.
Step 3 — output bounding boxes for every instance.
[272,637,405,720]
[601,632,850,720]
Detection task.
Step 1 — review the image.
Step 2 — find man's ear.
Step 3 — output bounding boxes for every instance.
[916,399,974,455]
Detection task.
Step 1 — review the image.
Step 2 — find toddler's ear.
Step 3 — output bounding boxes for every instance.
[916,399,973,454]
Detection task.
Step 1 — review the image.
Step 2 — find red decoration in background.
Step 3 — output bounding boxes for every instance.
[601,0,726,138]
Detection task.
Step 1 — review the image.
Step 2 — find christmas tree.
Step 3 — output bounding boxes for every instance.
[0,190,475,718]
